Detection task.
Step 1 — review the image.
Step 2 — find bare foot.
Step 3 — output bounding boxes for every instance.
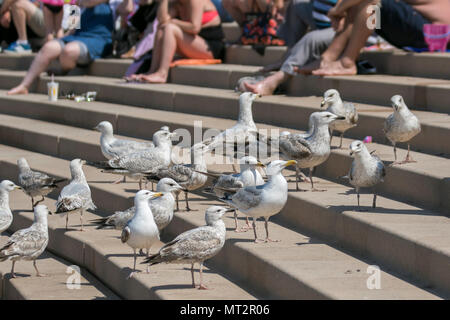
[197,284,209,290]
[138,72,168,84]
[312,59,357,76]
[243,80,276,96]
[7,85,28,95]
[295,59,331,75]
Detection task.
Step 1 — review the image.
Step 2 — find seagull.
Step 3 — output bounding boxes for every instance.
[219,160,296,243]
[348,140,386,210]
[55,159,96,231]
[92,178,183,231]
[121,190,163,278]
[147,143,208,211]
[94,121,154,160]
[198,156,265,231]
[142,206,233,289]
[278,112,345,191]
[89,129,176,189]
[202,92,266,169]
[320,89,358,149]
[0,204,50,278]
[383,95,421,164]
[17,157,66,209]
[0,180,21,234]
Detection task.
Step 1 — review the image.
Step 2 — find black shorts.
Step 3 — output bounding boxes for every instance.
[375,0,430,48]
[199,25,225,60]
[44,3,63,14]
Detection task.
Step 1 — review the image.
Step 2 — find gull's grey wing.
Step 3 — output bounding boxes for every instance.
[383,114,395,135]
[345,102,358,125]
[373,154,386,180]
[157,165,192,183]
[19,170,54,190]
[0,228,47,259]
[56,182,95,213]
[0,212,12,231]
[121,226,130,243]
[110,149,165,173]
[278,135,312,159]
[229,185,263,211]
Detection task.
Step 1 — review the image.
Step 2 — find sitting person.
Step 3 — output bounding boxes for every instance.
[222,0,283,26]
[126,0,225,84]
[0,0,46,53]
[300,0,450,76]
[8,0,114,95]
[242,0,337,96]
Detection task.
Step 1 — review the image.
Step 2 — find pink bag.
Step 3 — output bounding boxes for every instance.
[423,24,450,52]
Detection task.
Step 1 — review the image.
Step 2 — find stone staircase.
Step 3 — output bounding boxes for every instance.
[0,30,449,299]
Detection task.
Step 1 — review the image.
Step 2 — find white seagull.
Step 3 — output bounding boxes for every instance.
[348,140,386,210]
[143,206,233,289]
[383,95,421,164]
[17,157,66,208]
[55,159,96,231]
[0,204,50,278]
[320,89,358,149]
[219,160,296,243]
[92,178,183,231]
[0,180,21,234]
[121,190,163,278]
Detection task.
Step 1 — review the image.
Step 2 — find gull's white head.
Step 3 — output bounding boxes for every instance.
[390,95,407,112]
[134,190,163,205]
[349,140,366,156]
[0,180,21,192]
[239,92,260,107]
[17,157,30,170]
[94,121,114,135]
[69,158,86,178]
[34,204,51,222]
[156,178,183,193]
[205,206,234,225]
[266,160,297,176]
[313,111,345,126]
[280,131,291,138]
[321,89,341,108]
[153,129,176,146]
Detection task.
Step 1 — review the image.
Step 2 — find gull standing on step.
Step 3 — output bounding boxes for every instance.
[92,178,183,231]
[147,143,208,211]
[348,141,385,210]
[143,206,233,289]
[202,92,266,169]
[17,157,66,209]
[89,129,176,189]
[198,156,265,231]
[55,159,96,231]
[0,180,21,234]
[0,204,50,278]
[279,112,345,191]
[320,89,358,149]
[383,95,421,164]
[219,160,296,243]
[121,190,163,278]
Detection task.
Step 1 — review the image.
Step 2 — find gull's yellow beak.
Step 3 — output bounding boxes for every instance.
[151,192,164,199]
[320,100,326,108]
[284,160,297,167]
[14,185,22,190]
[256,162,265,168]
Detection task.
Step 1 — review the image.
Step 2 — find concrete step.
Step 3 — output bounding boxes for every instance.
[0,235,119,300]
[0,93,448,213]
[0,115,449,296]
[0,71,449,159]
[0,144,442,299]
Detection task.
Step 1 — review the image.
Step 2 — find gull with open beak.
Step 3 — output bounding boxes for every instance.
[383,95,421,164]
[348,141,386,210]
[0,180,22,234]
[320,89,358,149]
[278,112,345,191]
[121,190,163,278]
[219,160,296,243]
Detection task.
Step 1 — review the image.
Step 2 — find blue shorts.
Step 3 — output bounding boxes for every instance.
[375,0,430,48]
[56,39,92,66]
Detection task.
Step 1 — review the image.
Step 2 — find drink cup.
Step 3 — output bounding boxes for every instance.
[47,81,59,101]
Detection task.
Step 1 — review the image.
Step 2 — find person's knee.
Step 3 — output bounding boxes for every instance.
[40,40,62,57]
[61,44,79,59]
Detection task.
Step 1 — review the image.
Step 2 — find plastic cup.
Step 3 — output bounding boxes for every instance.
[423,24,450,52]
[47,81,59,101]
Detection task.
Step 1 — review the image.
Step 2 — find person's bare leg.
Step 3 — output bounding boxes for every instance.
[243,71,289,96]
[54,9,64,39]
[222,0,248,26]
[43,6,55,42]
[10,0,30,41]
[139,23,213,84]
[59,42,80,71]
[8,40,62,95]
[314,1,376,76]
